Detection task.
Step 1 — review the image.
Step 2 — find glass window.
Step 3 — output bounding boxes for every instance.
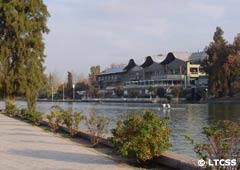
[190,68,198,74]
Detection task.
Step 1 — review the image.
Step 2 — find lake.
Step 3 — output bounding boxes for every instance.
[1,101,239,158]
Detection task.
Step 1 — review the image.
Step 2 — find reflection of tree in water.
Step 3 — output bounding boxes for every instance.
[208,103,240,123]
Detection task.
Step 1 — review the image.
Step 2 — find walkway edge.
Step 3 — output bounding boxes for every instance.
[40,120,204,170]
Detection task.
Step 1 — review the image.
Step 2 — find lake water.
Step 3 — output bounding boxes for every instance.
[1,101,239,158]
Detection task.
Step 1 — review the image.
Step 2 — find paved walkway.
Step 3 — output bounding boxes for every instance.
[0,114,135,170]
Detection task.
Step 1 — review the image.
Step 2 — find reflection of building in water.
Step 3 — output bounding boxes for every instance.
[96,51,208,96]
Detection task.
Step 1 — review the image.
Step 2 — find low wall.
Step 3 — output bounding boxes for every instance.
[41,120,203,170]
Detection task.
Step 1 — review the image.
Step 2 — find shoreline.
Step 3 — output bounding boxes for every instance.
[207,97,240,104]
[37,98,188,104]
[37,97,240,104]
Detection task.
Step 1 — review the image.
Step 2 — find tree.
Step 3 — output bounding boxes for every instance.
[88,66,100,98]
[148,86,156,98]
[67,72,73,89]
[171,86,180,98]
[0,0,50,111]
[89,65,100,83]
[49,71,61,97]
[75,82,89,91]
[114,86,124,97]
[223,35,240,96]
[66,71,73,98]
[205,27,230,97]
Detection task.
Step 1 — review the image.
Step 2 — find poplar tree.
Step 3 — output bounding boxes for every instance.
[0,0,50,111]
[205,27,229,97]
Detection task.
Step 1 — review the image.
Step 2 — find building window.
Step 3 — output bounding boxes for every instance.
[190,68,198,74]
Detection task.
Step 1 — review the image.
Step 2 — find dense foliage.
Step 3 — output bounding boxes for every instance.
[148,86,156,98]
[4,102,43,125]
[0,0,50,111]
[111,109,171,162]
[205,27,240,97]
[89,65,100,83]
[171,86,180,98]
[114,86,124,97]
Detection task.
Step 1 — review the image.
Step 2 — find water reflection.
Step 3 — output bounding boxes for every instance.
[208,103,240,122]
[0,101,239,158]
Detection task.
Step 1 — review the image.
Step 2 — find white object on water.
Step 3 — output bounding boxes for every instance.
[162,103,171,109]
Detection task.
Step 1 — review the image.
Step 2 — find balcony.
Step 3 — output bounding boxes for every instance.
[151,74,185,80]
[124,79,185,89]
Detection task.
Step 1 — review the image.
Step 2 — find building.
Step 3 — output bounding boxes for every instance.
[96,51,208,96]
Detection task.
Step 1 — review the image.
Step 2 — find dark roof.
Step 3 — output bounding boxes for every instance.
[124,59,136,71]
[141,56,154,67]
[160,52,208,65]
[97,67,125,76]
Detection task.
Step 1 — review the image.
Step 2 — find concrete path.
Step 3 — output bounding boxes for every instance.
[0,114,135,170]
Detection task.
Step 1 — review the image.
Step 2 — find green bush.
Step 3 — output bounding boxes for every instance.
[185,120,240,170]
[114,86,124,97]
[47,105,85,136]
[61,110,85,136]
[171,86,180,98]
[111,109,172,163]
[86,109,109,146]
[46,110,63,132]
[148,86,156,98]
[28,111,43,126]
[5,99,18,116]
[20,108,43,126]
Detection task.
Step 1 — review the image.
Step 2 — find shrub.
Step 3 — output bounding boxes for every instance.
[5,99,18,116]
[20,108,43,125]
[148,86,156,98]
[86,110,109,146]
[28,111,43,126]
[47,105,85,136]
[185,120,240,170]
[171,86,180,98]
[61,110,85,136]
[128,89,140,98]
[111,109,172,163]
[114,86,124,97]
[47,109,63,132]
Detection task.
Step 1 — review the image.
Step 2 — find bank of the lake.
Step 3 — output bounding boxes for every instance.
[208,96,240,103]
[1,101,239,158]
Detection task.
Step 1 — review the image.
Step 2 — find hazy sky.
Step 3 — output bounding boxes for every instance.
[43,0,240,78]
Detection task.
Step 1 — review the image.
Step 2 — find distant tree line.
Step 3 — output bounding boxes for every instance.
[39,66,101,100]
